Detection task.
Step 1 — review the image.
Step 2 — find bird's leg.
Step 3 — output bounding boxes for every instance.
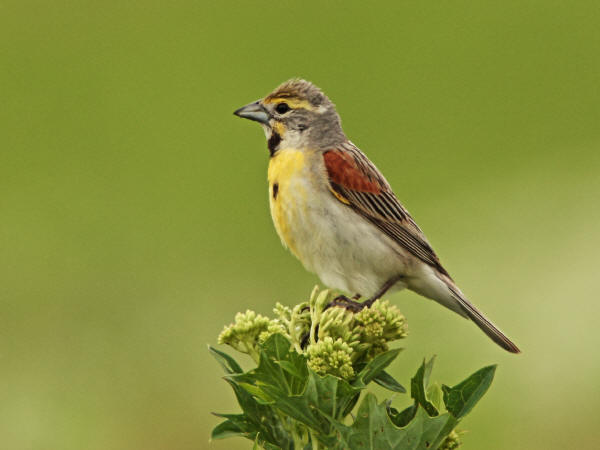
[328,277,402,312]
[300,331,310,349]
[327,294,364,313]
[300,325,320,349]
[361,275,403,308]
[325,274,403,318]
[301,293,363,347]
[301,293,362,347]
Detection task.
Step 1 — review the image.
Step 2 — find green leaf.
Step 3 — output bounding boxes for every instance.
[208,345,243,374]
[355,348,402,386]
[442,365,496,419]
[304,370,362,421]
[252,433,281,450]
[263,387,323,431]
[211,418,244,440]
[237,382,273,403]
[410,357,439,416]
[231,334,308,398]
[213,325,497,450]
[211,412,294,448]
[261,332,293,360]
[276,360,305,379]
[407,408,457,450]
[373,370,406,393]
[387,404,416,428]
[340,391,361,418]
[332,393,456,450]
[218,378,293,448]
[330,363,497,449]
[229,358,289,399]
[224,335,353,443]
[426,382,443,412]
[261,371,362,437]
[258,370,364,447]
[223,378,270,419]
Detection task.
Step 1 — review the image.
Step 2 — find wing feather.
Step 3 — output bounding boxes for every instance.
[323,143,450,277]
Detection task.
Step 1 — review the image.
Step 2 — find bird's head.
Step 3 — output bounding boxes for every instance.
[234,79,346,155]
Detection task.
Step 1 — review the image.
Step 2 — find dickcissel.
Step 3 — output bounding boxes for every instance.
[234,79,520,353]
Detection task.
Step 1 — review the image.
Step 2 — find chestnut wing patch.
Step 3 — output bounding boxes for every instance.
[323,150,383,194]
[323,146,449,277]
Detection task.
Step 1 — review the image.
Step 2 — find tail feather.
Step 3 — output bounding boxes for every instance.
[407,268,521,353]
[447,285,521,354]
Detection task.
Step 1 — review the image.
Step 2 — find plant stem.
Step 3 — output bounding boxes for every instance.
[309,314,318,345]
[291,427,303,450]
[310,430,319,450]
[243,341,260,364]
[289,313,304,353]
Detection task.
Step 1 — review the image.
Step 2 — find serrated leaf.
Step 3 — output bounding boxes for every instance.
[261,371,361,436]
[304,370,362,420]
[258,370,363,447]
[387,404,416,428]
[373,370,406,393]
[209,345,243,374]
[408,408,457,450]
[230,334,307,397]
[218,378,293,448]
[212,328,497,450]
[263,385,326,431]
[442,365,496,419]
[410,357,438,417]
[331,393,456,450]
[222,335,356,443]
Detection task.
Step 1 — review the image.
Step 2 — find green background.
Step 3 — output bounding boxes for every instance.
[2,1,599,449]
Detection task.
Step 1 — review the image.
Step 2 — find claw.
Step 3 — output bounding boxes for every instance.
[300,324,320,349]
[300,331,310,349]
[326,295,366,313]
[300,293,370,348]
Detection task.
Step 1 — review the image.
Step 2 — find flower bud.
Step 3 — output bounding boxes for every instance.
[306,337,355,379]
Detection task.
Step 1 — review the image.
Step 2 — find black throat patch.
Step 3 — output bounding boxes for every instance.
[268,130,282,157]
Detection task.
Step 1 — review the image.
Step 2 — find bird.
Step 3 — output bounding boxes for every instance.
[233,79,520,353]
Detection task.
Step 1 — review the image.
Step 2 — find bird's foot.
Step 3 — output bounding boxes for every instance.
[300,293,372,348]
[326,294,369,313]
[300,329,312,349]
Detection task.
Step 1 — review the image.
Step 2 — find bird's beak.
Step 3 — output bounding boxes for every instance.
[233,101,270,125]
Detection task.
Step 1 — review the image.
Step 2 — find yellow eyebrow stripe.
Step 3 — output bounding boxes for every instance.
[263,97,314,110]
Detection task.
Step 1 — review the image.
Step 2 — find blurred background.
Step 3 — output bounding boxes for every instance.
[1,1,599,449]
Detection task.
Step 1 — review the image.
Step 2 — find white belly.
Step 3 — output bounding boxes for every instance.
[268,151,415,297]
[295,190,414,296]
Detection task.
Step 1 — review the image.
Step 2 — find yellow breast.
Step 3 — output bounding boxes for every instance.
[267,149,308,258]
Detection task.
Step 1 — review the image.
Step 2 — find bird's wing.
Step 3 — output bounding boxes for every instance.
[323,142,450,277]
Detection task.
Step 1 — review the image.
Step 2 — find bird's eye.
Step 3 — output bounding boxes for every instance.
[275,102,290,114]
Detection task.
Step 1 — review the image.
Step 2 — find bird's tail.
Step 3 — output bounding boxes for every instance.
[446,283,521,353]
[408,270,521,353]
